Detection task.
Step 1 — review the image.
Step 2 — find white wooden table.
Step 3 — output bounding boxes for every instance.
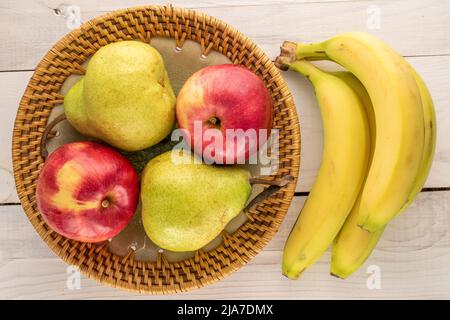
[1,0,450,299]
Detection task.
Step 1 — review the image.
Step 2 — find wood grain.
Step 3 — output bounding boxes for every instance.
[1,191,449,299]
[0,72,32,203]
[0,0,449,71]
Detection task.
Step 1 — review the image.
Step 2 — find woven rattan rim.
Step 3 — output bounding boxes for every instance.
[12,5,300,294]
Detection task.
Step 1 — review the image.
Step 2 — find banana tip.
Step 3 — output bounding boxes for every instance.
[282,273,299,280]
[330,272,346,280]
[357,222,383,233]
[282,268,304,280]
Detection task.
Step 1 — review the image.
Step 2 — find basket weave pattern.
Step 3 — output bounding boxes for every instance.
[12,6,300,293]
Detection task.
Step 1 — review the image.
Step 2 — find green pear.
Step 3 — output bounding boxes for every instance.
[64,41,176,151]
[141,151,252,252]
[64,78,96,137]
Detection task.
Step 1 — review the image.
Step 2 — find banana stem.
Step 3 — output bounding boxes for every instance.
[295,42,328,60]
[288,60,326,83]
[275,41,328,71]
[40,113,67,159]
[275,42,328,83]
[275,41,297,70]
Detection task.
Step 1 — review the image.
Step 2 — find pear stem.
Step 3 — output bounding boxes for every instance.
[244,174,294,213]
[249,174,294,187]
[40,113,67,159]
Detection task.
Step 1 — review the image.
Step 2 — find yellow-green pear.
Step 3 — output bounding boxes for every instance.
[64,41,176,151]
[64,78,96,137]
[141,151,252,252]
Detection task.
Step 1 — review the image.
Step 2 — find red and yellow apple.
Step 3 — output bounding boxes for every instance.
[176,64,273,164]
[36,141,139,242]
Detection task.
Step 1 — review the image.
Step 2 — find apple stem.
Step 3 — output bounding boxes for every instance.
[244,174,294,213]
[40,113,67,159]
[101,199,110,208]
[207,116,221,128]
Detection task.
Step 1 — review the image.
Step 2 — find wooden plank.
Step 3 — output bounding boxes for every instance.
[1,191,449,299]
[0,0,449,70]
[0,72,32,204]
[1,54,450,203]
[41,0,352,11]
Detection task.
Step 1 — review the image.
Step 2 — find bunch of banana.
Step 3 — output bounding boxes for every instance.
[276,32,436,279]
[280,60,371,279]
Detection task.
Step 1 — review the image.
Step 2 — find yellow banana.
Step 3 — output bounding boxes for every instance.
[329,72,383,279]
[331,72,375,153]
[280,32,425,232]
[330,68,436,278]
[401,67,436,209]
[278,60,370,279]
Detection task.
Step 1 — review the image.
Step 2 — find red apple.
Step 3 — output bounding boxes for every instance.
[36,141,139,242]
[176,64,273,164]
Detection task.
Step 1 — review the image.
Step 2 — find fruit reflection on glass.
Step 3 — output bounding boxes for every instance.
[176,64,273,164]
[36,141,139,242]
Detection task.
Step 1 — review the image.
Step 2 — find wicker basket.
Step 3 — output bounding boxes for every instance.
[12,5,300,293]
